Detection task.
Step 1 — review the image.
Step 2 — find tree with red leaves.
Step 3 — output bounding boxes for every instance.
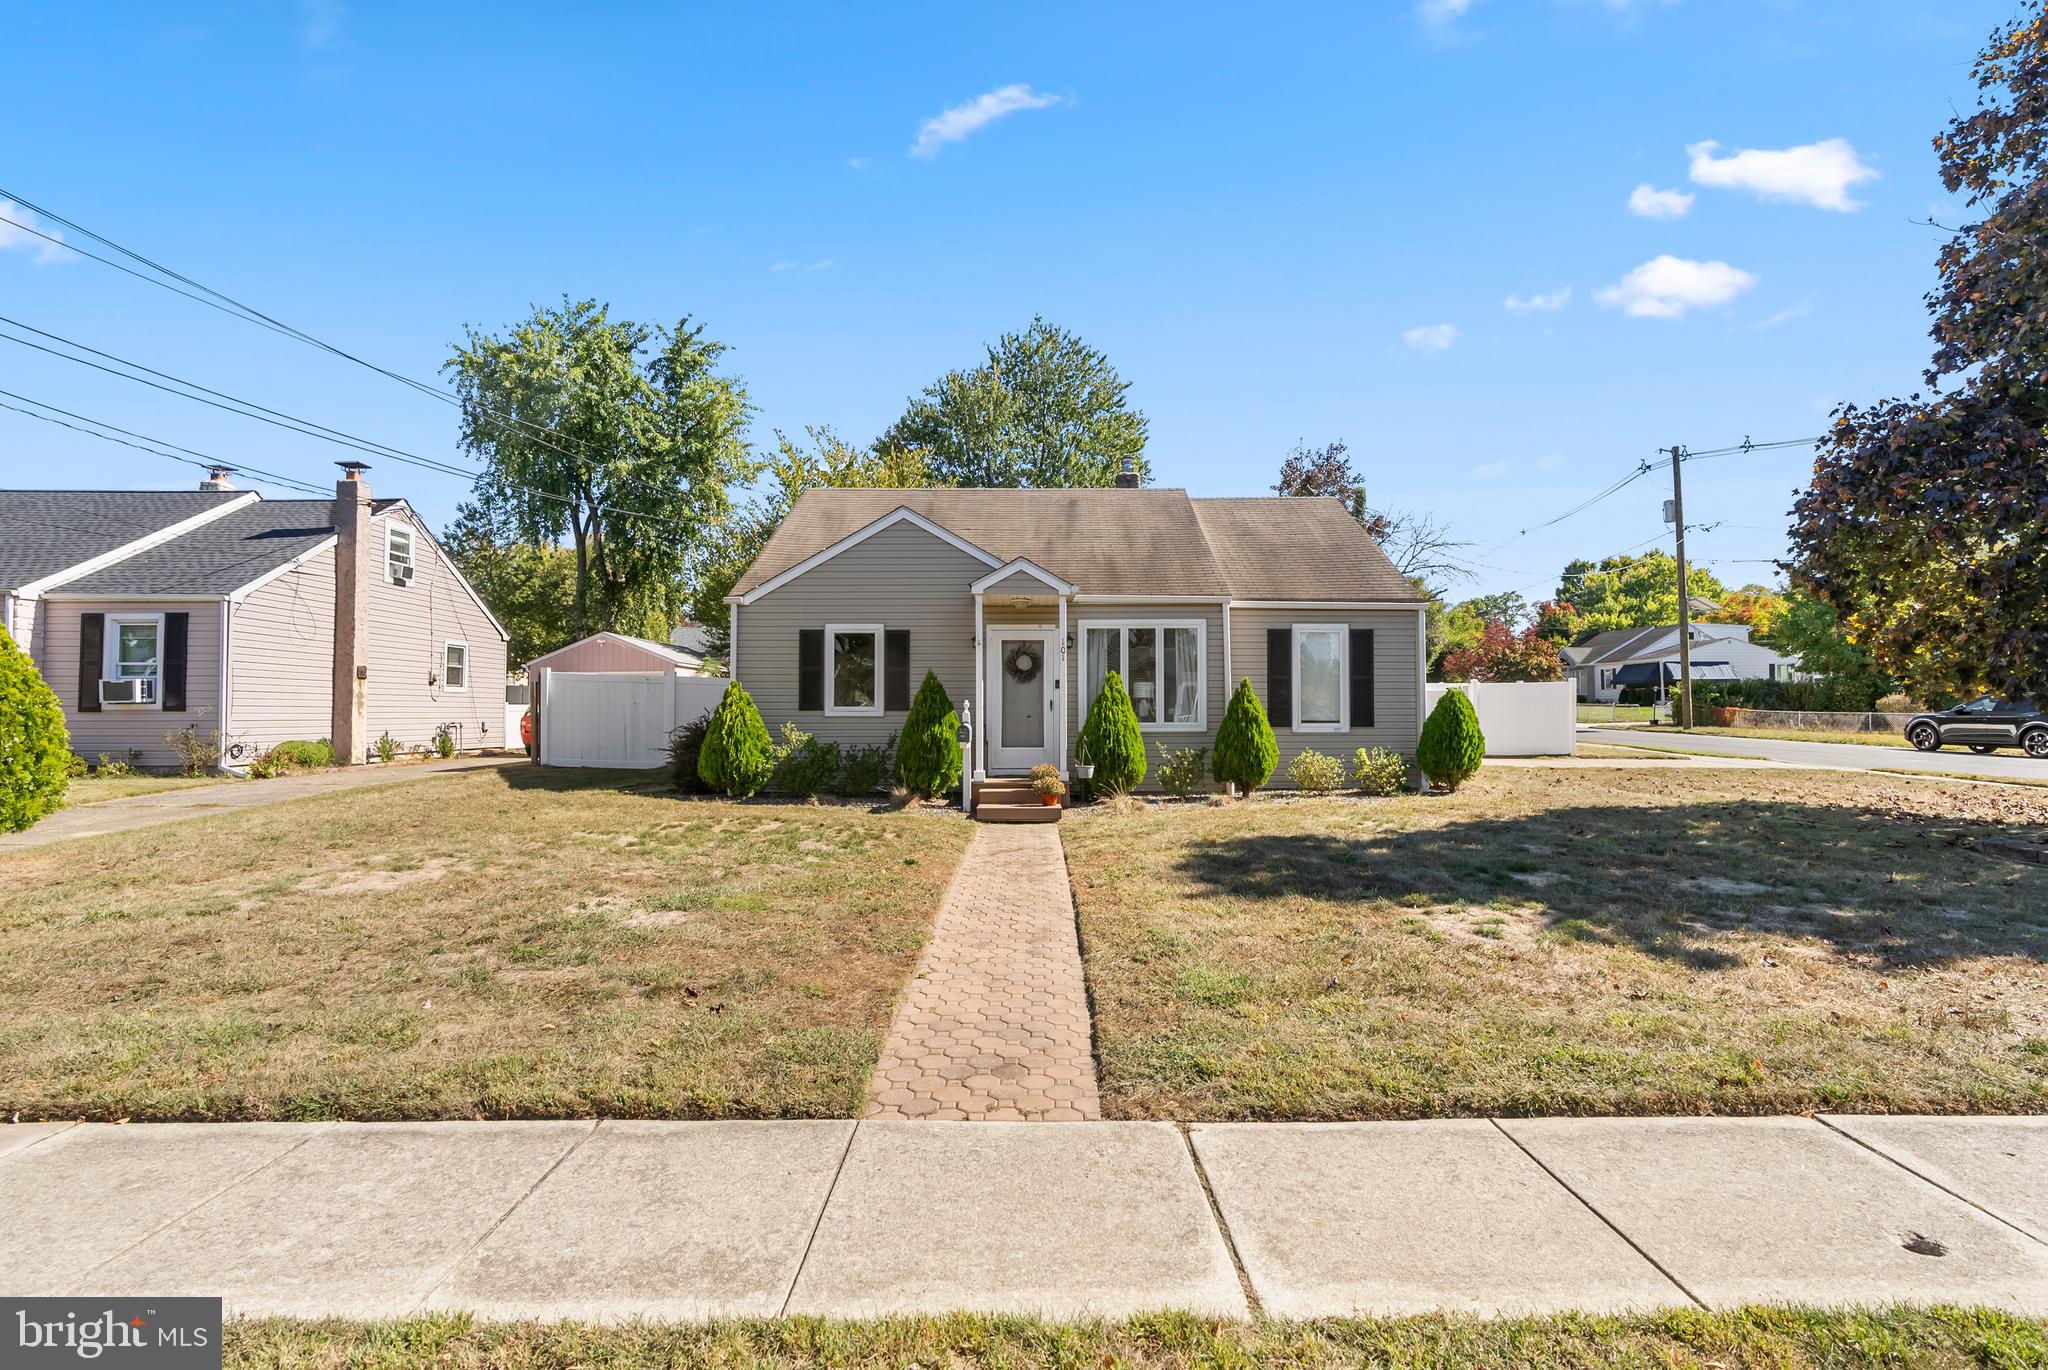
[1438,621,1565,683]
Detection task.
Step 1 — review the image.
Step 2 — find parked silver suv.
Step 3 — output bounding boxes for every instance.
[1904,697,2048,757]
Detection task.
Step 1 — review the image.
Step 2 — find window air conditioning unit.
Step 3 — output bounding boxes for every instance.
[100,678,157,705]
[391,562,415,585]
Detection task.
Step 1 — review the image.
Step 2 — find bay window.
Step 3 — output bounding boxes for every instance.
[1081,621,1204,729]
[826,623,882,716]
[1293,624,1346,732]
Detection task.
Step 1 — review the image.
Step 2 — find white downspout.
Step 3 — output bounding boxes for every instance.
[1056,594,1068,775]
[973,594,985,784]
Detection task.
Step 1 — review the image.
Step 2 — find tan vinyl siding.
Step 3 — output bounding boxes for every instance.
[227,545,336,754]
[1227,607,1423,780]
[359,508,510,755]
[736,521,981,750]
[33,599,223,769]
[1068,601,1227,789]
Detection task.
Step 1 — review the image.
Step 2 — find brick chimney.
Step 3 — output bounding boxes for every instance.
[199,466,236,491]
[1114,455,1140,489]
[331,462,372,764]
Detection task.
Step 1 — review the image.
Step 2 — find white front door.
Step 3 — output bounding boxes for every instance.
[986,628,1059,773]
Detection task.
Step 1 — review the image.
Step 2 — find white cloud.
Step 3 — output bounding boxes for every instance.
[847,157,870,171]
[0,201,73,264]
[1627,183,1694,219]
[299,0,345,49]
[1595,255,1757,318]
[1417,0,1476,22]
[769,261,797,273]
[806,259,833,272]
[1687,138,1878,212]
[1537,453,1566,471]
[1402,323,1460,352]
[911,84,1061,159]
[1471,460,1510,479]
[1504,287,1571,312]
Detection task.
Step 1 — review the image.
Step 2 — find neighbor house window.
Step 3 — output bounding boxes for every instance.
[443,641,468,691]
[1081,622,1205,729]
[1293,624,1346,732]
[386,525,415,583]
[826,623,882,715]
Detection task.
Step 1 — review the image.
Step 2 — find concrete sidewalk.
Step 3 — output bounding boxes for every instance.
[0,755,526,850]
[4,1115,2045,1321]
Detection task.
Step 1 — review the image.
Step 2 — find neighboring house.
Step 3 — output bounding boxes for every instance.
[1563,623,1803,703]
[723,472,1428,793]
[0,465,510,769]
[528,631,710,678]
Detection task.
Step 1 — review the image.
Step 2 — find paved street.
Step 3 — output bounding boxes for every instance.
[5,1115,2045,1321]
[1580,727,2048,782]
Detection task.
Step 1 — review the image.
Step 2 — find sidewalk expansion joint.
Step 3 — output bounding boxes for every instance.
[411,1119,599,1313]
[1178,1123,1263,1318]
[1488,1117,1707,1310]
[778,1119,861,1317]
[1813,1114,2048,1250]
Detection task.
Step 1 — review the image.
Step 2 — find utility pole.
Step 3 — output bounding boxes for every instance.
[1669,444,1694,729]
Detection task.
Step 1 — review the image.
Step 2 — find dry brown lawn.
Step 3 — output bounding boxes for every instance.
[1064,767,2048,1120]
[0,767,971,1121]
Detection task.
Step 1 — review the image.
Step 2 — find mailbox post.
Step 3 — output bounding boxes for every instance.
[957,702,974,814]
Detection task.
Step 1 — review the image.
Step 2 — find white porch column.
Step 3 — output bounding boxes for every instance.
[1056,594,1069,772]
[973,594,986,780]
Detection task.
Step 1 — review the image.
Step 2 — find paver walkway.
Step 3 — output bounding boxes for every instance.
[5,1116,2046,1320]
[863,823,1101,1121]
[0,755,526,850]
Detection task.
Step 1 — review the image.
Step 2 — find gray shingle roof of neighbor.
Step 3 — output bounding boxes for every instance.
[730,487,1424,603]
[55,499,347,596]
[0,489,248,591]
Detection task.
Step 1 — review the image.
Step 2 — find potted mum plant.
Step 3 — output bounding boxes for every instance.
[1029,762,1066,806]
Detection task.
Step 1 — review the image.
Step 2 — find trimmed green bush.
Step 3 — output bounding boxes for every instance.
[1077,670,1146,794]
[834,735,894,797]
[0,624,70,832]
[698,680,774,796]
[894,671,962,799]
[772,723,841,798]
[1286,749,1344,794]
[1212,677,1278,794]
[1418,688,1485,792]
[269,739,336,769]
[1155,742,1209,799]
[1352,746,1411,796]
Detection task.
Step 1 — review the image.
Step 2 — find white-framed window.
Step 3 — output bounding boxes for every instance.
[386,524,415,584]
[825,622,883,716]
[1600,668,1616,691]
[1079,620,1206,730]
[103,613,164,705]
[443,640,469,692]
[1293,624,1347,732]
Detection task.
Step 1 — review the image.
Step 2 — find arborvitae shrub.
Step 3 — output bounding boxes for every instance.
[698,680,774,796]
[894,671,961,799]
[0,624,70,833]
[1418,689,1485,792]
[1212,677,1278,794]
[1077,670,1146,794]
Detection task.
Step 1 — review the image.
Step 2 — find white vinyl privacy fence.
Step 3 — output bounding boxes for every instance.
[535,669,728,769]
[1426,681,1577,757]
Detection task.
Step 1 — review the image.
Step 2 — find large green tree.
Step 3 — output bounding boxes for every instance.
[446,298,754,639]
[1555,551,1728,636]
[879,317,1148,487]
[441,494,585,666]
[1766,588,1897,703]
[1790,3,2048,701]
[688,427,931,658]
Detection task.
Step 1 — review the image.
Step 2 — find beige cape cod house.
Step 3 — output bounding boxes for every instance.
[1,465,509,770]
[724,471,1427,804]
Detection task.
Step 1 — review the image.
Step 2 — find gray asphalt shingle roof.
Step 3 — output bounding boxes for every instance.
[731,487,1422,603]
[0,490,248,591]
[57,499,343,596]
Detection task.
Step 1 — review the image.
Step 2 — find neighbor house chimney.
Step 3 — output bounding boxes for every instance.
[1114,455,1140,489]
[200,466,236,491]
[331,462,372,765]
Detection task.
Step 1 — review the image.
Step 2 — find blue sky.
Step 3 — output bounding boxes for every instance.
[0,0,2009,604]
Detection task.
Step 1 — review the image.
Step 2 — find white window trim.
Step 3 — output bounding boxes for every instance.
[1292,623,1348,732]
[443,639,470,693]
[1077,618,1208,732]
[103,611,166,709]
[824,622,884,717]
[385,523,416,585]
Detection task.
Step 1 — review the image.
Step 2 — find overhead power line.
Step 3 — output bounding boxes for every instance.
[0,389,331,497]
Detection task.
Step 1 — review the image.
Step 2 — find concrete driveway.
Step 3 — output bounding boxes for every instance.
[0,755,527,851]
[1580,727,2048,783]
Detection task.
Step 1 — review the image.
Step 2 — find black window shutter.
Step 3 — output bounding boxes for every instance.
[1266,628,1292,729]
[884,630,911,711]
[797,629,824,711]
[162,613,189,712]
[1349,628,1374,729]
[78,612,104,713]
